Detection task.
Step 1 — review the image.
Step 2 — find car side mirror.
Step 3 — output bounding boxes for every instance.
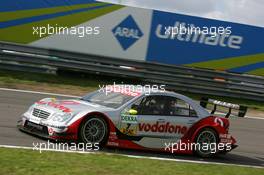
[129,109,138,115]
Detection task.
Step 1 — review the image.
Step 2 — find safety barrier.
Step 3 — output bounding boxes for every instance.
[0,42,263,101]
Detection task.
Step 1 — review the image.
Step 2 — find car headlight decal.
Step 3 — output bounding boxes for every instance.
[52,113,72,122]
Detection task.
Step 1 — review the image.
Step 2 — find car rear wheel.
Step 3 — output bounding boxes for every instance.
[195,128,218,157]
[79,116,108,147]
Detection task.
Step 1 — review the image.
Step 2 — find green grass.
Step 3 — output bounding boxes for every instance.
[0,3,104,22]
[0,148,263,175]
[0,70,140,95]
[0,69,100,88]
[248,68,264,76]
[186,53,264,77]
[0,70,98,95]
[186,53,264,71]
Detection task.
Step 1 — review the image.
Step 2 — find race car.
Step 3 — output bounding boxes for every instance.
[17,85,247,157]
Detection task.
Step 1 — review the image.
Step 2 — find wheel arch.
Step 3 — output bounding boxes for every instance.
[184,116,223,143]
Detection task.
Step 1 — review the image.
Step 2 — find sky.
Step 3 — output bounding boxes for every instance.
[98,0,264,27]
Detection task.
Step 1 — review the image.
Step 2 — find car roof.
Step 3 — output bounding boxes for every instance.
[106,85,209,117]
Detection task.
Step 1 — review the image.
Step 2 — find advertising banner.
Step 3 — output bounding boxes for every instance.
[0,0,263,75]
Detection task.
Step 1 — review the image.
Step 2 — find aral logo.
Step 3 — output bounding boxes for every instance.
[112,15,144,50]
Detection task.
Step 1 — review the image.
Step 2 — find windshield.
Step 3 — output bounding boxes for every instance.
[81,91,135,109]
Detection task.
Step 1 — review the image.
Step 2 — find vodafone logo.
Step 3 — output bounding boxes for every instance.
[48,128,54,135]
[139,122,188,135]
[214,117,224,127]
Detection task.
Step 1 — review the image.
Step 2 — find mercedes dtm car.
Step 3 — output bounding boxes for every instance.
[17,85,247,157]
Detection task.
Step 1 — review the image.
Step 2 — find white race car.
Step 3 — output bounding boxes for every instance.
[18,85,246,157]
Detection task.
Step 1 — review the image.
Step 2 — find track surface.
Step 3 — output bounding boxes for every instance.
[0,89,263,167]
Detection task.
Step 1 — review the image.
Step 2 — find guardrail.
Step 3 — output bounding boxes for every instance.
[0,41,264,101]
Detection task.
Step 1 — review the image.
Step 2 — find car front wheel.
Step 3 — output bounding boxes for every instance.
[79,116,108,147]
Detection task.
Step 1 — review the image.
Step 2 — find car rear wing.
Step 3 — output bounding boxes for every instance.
[200,97,248,118]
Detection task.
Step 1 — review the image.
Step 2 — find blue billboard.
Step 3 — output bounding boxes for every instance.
[0,0,264,76]
[147,11,264,74]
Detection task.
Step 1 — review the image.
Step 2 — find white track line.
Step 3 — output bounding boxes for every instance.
[213,111,264,120]
[0,144,263,169]
[245,116,264,120]
[0,87,80,98]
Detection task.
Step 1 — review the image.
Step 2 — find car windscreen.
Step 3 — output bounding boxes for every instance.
[81,91,135,109]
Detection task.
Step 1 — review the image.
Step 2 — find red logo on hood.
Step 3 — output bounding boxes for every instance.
[36,100,79,113]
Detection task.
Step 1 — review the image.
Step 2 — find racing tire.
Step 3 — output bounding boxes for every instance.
[79,116,109,149]
[194,128,219,158]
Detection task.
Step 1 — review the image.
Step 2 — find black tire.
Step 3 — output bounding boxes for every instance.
[194,128,219,158]
[79,116,108,148]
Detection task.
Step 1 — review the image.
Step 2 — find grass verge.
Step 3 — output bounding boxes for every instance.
[0,70,132,96]
[0,148,263,175]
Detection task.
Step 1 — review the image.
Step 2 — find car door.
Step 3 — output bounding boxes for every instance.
[161,96,199,145]
[119,95,168,149]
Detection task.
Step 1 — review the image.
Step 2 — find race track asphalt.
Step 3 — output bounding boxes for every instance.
[0,89,263,167]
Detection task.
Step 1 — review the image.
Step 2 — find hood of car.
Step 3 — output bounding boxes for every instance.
[34,98,111,115]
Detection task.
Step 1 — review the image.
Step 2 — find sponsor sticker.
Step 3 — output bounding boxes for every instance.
[48,128,54,136]
[112,15,144,50]
[121,114,138,124]
[139,122,188,135]
[214,117,224,127]
[37,101,72,113]
[120,127,137,136]
[120,114,138,136]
